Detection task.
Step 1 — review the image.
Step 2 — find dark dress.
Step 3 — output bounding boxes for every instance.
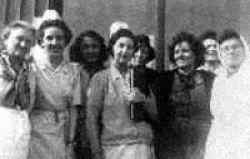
[74,63,105,159]
[132,66,159,124]
[134,66,158,97]
[155,69,214,159]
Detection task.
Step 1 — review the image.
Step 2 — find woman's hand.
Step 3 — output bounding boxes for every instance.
[126,87,146,104]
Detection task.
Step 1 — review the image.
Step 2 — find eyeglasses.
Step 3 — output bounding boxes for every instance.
[220,43,243,53]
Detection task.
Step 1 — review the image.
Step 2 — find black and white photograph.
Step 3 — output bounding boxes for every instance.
[0,0,249,159]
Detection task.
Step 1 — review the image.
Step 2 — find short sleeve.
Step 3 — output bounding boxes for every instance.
[87,71,106,110]
[0,61,15,88]
[0,63,10,92]
[80,68,90,106]
[71,67,82,106]
[0,60,12,81]
[0,63,5,78]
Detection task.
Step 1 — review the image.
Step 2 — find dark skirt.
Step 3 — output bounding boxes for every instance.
[74,107,92,159]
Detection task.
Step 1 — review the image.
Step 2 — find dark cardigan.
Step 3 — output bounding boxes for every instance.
[154,69,215,159]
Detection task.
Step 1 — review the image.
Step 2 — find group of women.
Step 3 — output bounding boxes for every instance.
[0,9,250,159]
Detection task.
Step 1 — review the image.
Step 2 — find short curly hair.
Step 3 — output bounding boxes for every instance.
[107,29,137,56]
[37,19,72,46]
[168,31,205,68]
[69,30,107,64]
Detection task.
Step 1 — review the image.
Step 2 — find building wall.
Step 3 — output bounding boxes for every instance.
[63,0,156,41]
[63,0,248,69]
[0,0,249,69]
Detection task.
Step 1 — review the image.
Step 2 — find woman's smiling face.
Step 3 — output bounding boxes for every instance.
[174,41,196,69]
[112,36,135,67]
[220,38,245,69]
[40,26,66,55]
[80,36,101,63]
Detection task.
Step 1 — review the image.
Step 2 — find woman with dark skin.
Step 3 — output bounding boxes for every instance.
[155,32,214,159]
[69,30,107,159]
[70,30,107,78]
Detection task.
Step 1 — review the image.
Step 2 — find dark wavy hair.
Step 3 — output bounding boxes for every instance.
[37,19,72,46]
[107,29,137,56]
[199,30,218,42]
[168,31,205,68]
[219,29,240,44]
[135,34,155,62]
[69,30,107,64]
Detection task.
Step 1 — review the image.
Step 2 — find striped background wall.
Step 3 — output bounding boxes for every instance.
[0,0,63,30]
